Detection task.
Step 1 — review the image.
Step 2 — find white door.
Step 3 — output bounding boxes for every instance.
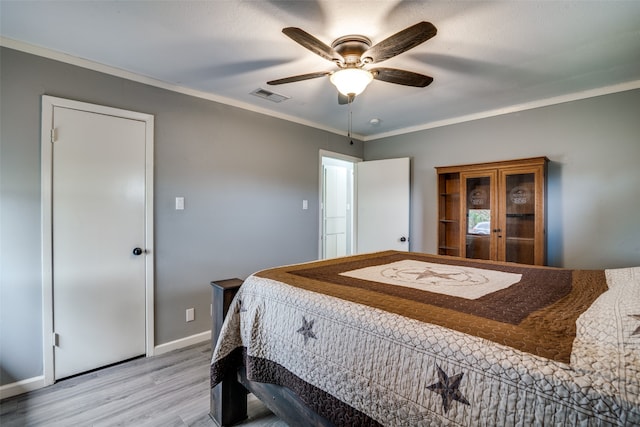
[356,157,410,253]
[52,106,147,379]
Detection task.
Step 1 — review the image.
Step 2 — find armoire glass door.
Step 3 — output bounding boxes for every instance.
[501,171,537,264]
[463,173,495,261]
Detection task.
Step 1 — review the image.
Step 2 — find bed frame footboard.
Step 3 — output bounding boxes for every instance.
[210,278,334,427]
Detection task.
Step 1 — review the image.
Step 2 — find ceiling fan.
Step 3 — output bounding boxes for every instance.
[267,21,437,104]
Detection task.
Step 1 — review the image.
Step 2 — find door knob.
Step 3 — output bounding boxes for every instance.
[400,236,407,242]
[132,247,143,256]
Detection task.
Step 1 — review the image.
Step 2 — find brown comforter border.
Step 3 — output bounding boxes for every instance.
[256,251,608,363]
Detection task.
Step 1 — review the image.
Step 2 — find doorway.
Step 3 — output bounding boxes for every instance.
[319,152,411,258]
[41,96,155,384]
[320,151,359,259]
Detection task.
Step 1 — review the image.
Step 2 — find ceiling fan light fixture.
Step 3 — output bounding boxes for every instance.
[330,68,373,96]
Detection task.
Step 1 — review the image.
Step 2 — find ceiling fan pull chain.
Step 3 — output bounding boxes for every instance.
[348,104,354,145]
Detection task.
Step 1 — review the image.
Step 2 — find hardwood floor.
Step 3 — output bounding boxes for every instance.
[0,342,287,427]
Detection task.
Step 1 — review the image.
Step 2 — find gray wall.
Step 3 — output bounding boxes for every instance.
[364,89,640,270]
[0,47,363,386]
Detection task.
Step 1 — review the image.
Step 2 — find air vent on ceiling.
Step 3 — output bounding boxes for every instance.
[250,88,290,103]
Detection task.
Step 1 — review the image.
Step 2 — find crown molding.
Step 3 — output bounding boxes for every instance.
[364,80,640,141]
[3,36,637,143]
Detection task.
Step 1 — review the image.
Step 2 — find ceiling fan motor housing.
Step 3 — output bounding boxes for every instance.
[331,35,372,66]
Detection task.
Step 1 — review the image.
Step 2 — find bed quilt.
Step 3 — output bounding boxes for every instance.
[211,251,640,426]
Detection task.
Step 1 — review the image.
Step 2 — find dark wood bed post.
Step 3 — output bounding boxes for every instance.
[210,278,247,426]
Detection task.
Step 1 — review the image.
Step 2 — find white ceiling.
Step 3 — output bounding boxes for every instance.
[2,1,639,140]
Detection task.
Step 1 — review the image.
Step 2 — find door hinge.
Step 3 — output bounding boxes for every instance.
[53,332,60,347]
[50,128,57,143]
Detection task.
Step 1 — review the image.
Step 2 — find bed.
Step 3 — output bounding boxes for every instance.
[210,251,640,426]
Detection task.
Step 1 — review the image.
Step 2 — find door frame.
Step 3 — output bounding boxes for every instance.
[40,95,155,386]
[318,150,361,259]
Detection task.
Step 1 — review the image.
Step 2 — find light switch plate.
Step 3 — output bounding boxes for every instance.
[175,197,184,210]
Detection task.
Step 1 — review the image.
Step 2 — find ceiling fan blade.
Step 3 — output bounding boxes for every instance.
[363,22,437,64]
[371,68,433,87]
[338,93,355,105]
[282,27,344,63]
[267,71,330,85]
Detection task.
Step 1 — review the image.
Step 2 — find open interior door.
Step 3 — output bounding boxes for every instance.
[356,157,410,253]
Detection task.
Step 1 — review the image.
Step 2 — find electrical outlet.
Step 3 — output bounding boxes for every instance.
[186,308,195,322]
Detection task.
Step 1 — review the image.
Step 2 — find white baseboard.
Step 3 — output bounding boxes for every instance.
[153,330,211,356]
[1,331,212,400]
[0,375,45,400]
